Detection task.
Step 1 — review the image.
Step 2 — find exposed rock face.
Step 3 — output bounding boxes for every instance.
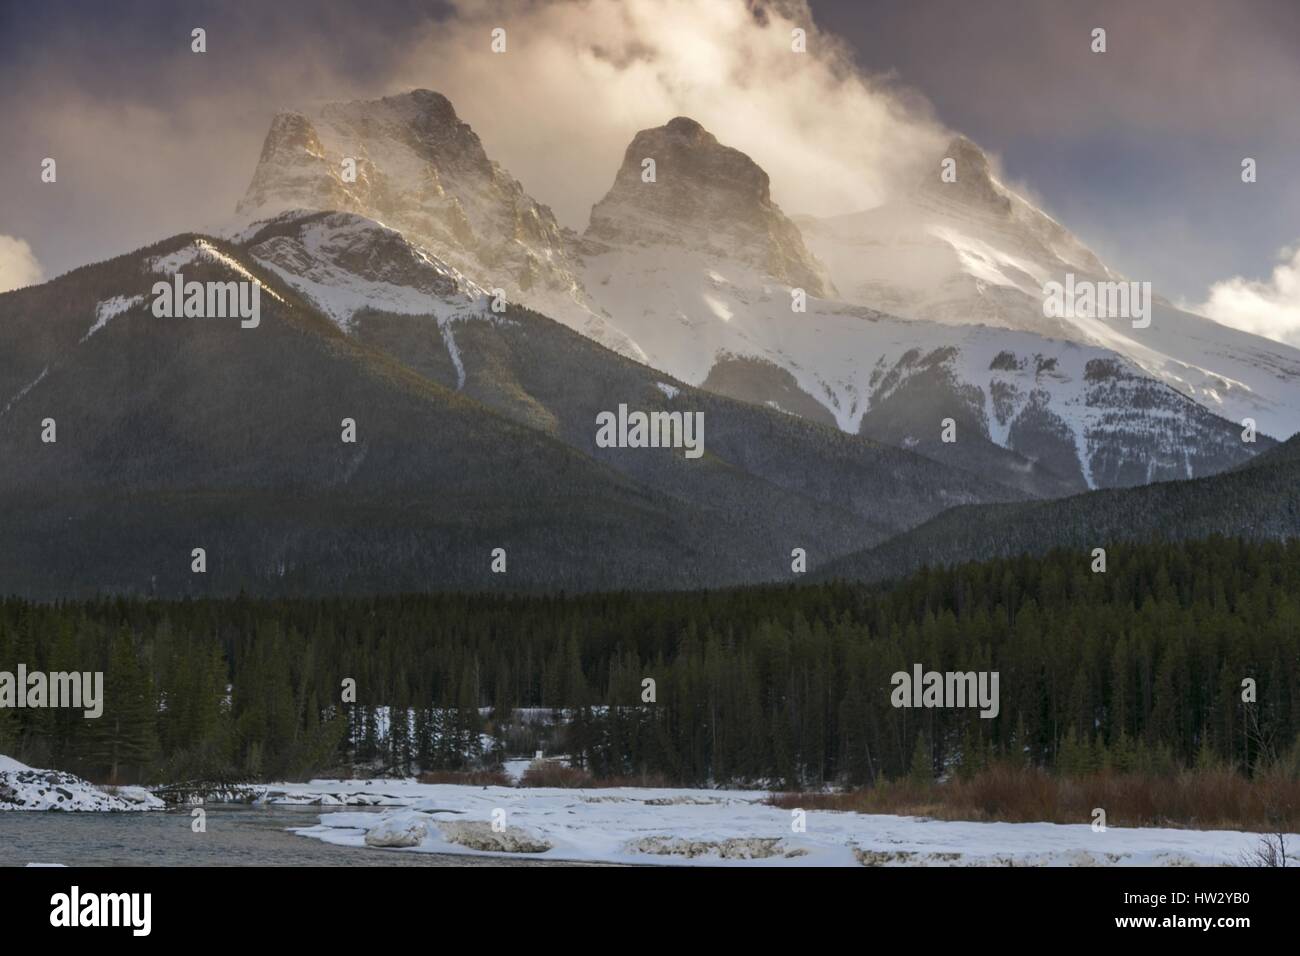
[239,113,347,215]
[924,135,1013,216]
[585,117,834,297]
[238,90,586,305]
[853,341,1263,493]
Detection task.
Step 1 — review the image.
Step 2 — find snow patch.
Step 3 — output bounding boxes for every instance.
[437,820,551,853]
[149,239,286,304]
[0,366,48,419]
[363,812,428,847]
[0,756,164,812]
[84,294,143,341]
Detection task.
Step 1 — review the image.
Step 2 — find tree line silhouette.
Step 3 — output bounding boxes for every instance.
[1,536,1297,788]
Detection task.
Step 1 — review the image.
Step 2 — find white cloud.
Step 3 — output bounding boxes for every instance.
[0,0,952,276]
[391,0,949,226]
[1193,244,1300,347]
[0,235,43,292]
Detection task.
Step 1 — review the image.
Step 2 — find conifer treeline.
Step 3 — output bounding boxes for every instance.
[1,536,1297,787]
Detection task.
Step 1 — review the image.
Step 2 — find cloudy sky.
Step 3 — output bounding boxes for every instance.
[2,0,1298,342]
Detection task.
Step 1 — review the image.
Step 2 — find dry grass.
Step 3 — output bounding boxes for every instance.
[414,766,677,789]
[516,764,675,789]
[768,764,1300,832]
[519,763,594,788]
[416,769,513,787]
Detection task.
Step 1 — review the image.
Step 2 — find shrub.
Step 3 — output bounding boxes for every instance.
[417,769,512,787]
[767,762,1300,831]
[519,762,594,788]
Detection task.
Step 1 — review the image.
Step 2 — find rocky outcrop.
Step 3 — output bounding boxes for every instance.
[238,90,587,306]
[0,759,164,811]
[586,117,834,296]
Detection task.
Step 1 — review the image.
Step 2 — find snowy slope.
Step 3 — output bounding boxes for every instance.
[233,94,1282,487]
[240,211,484,327]
[800,136,1300,441]
[575,122,1266,490]
[578,247,1259,489]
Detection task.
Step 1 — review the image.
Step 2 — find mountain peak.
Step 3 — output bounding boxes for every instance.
[237,90,493,223]
[401,87,456,111]
[609,117,772,203]
[945,135,990,174]
[361,89,472,146]
[235,89,593,311]
[586,118,833,296]
[315,89,490,175]
[661,115,710,138]
[919,134,1012,214]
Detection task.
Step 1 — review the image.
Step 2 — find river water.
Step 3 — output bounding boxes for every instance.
[0,805,574,866]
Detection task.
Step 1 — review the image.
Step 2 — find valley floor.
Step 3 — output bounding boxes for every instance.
[5,754,1292,866]
[270,777,1291,867]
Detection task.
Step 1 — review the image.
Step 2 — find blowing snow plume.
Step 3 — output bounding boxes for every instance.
[387,0,949,226]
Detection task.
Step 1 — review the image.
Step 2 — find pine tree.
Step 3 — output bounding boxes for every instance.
[908,733,933,786]
[85,631,158,783]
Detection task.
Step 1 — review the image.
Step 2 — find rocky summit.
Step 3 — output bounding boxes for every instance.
[585,116,834,297]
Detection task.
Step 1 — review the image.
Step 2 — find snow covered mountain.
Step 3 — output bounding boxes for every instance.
[572,119,1268,491]
[0,210,1035,597]
[799,135,1300,442]
[234,91,1278,492]
[236,90,640,360]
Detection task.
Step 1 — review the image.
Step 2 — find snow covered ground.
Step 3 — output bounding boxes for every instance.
[272,778,1290,867]
[0,755,163,812]
[3,751,1288,866]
